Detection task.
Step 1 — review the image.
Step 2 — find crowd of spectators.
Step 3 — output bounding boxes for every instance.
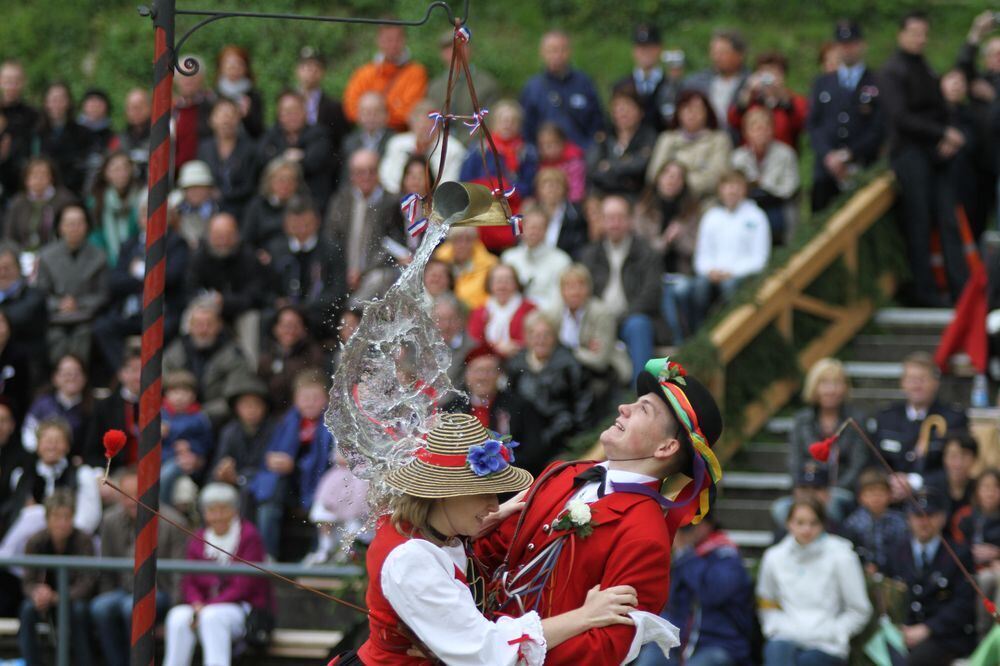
[0,8,999,665]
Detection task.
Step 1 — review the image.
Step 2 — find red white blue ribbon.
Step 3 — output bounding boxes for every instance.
[463,108,489,136]
[508,214,523,236]
[427,111,449,136]
[407,216,429,237]
[400,192,424,224]
[455,25,472,43]
[492,185,517,200]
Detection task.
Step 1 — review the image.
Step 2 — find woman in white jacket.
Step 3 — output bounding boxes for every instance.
[756,497,872,665]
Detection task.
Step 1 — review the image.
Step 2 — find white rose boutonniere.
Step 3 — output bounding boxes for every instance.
[553,499,595,538]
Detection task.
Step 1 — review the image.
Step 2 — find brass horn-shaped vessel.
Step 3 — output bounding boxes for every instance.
[430,182,508,227]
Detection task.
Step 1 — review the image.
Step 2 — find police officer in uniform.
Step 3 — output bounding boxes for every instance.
[884,489,977,666]
[806,20,885,212]
[613,25,685,132]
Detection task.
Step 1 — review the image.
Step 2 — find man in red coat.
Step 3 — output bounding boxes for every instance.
[475,356,724,664]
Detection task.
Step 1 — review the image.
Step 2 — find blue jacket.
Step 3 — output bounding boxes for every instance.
[519,69,605,148]
[161,406,213,460]
[249,407,331,509]
[665,531,754,665]
[459,142,540,199]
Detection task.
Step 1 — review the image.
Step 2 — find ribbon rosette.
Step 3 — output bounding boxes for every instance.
[552,499,594,538]
[467,438,514,476]
[658,359,688,386]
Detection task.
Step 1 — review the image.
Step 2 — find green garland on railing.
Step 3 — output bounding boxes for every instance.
[567,165,906,458]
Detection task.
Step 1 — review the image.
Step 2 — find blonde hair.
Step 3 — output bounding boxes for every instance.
[801,358,849,405]
[559,263,593,290]
[390,494,440,542]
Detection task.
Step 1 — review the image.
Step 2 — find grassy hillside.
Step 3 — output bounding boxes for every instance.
[0,0,990,126]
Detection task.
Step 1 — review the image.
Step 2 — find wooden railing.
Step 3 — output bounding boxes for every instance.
[708,173,898,461]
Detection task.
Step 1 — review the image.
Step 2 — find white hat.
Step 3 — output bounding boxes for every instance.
[177,160,214,189]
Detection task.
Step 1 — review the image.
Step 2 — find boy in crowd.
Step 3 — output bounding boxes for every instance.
[160,370,213,505]
[250,370,332,559]
[211,373,275,498]
[19,490,96,666]
[842,468,909,573]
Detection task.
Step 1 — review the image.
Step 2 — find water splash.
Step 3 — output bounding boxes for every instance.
[324,213,462,533]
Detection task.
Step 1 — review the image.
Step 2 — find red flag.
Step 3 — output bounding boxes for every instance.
[934,263,988,374]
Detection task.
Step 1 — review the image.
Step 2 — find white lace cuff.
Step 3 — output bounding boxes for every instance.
[497,610,547,666]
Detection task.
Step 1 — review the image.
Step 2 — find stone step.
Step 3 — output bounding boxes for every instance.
[727,529,775,552]
[713,498,776,532]
[873,308,954,332]
[718,471,792,502]
[847,334,946,362]
[728,442,788,475]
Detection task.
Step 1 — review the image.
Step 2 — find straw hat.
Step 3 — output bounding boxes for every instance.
[385,413,533,498]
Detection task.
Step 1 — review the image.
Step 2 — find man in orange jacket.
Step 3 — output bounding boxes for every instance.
[343,24,428,132]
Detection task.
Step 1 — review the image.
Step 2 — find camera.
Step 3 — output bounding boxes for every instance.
[759,72,776,87]
[662,50,685,67]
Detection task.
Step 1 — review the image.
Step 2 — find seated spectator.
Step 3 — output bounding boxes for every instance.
[676,170,769,331]
[806,20,884,212]
[210,373,275,496]
[340,91,394,168]
[160,370,213,504]
[4,418,102,545]
[0,242,47,373]
[956,468,1000,636]
[249,371,332,559]
[172,56,214,172]
[325,148,401,302]
[444,344,527,439]
[682,28,749,132]
[169,159,220,249]
[426,29,501,118]
[379,99,466,195]
[637,161,702,342]
[579,195,661,382]
[19,490,96,666]
[257,305,327,411]
[86,151,142,266]
[613,24,685,133]
[77,89,114,190]
[770,465,848,532]
[91,469,187,666]
[727,51,808,150]
[213,45,264,139]
[3,157,77,260]
[197,97,259,218]
[884,488,977,665]
[549,264,631,409]
[85,346,141,470]
[302,453,370,566]
[467,264,537,360]
[92,195,189,374]
[731,108,800,244]
[36,204,108,366]
[242,157,304,253]
[423,257,455,303]
[0,303,34,424]
[163,296,250,427]
[460,98,539,200]
[187,212,265,365]
[874,351,967,499]
[925,434,977,532]
[33,82,91,195]
[531,166,589,259]
[110,88,151,182]
[520,30,604,148]
[586,84,657,198]
[646,90,733,200]
[504,311,591,474]
[635,514,754,666]
[433,226,497,311]
[21,354,91,461]
[387,155,432,257]
[342,24,428,132]
[842,468,909,574]
[757,498,871,666]
[295,47,349,150]
[163,483,271,666]
[500,206,572,311]
[536,122,587,203]
[432,294,475,388]
[267,195,347,339]
[257,91,334,212]
[787,358,870,508]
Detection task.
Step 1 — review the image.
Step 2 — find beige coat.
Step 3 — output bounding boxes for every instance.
[547,298,631,383]
[645,130,733,199]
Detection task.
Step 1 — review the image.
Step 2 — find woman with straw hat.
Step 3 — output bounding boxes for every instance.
[333,412,639,665]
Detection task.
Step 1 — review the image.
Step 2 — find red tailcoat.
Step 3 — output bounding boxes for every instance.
[475,461,680,664]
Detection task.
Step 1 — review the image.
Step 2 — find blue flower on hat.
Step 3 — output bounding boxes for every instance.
[467,438,513,476]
